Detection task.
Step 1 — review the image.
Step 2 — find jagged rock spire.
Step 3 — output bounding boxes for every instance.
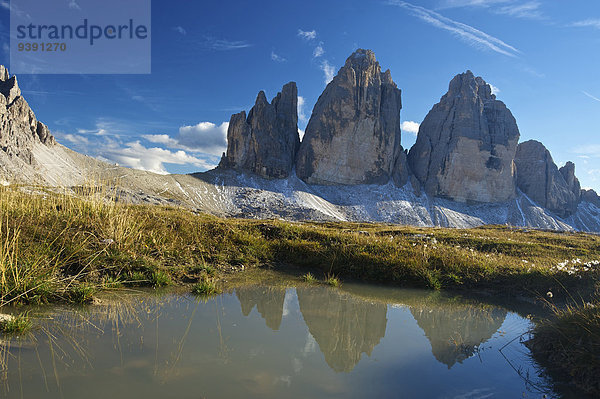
[0,65,55,166]
[515,140,580,217]
[408,71,520,203]
[219,82,299,178]
[295,49,409,186]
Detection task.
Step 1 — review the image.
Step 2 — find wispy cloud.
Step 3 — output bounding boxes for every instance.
[495,1,544,20]
[489,83,500,95]
[271,51,287,63]
[297,29,317,40]
[68,0,81,10]
[401,121,420,135]
[297,96,308,123]
[313,44,324,58]
[320,60,335,84]
[582,90,600,103]
[388,1,520,57]
[205,37,252,51]
[173,26,186,35]
[437,0,510,8]
[570,19,600,30]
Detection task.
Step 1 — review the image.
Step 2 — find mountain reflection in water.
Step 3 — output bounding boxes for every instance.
[0,284,551,399]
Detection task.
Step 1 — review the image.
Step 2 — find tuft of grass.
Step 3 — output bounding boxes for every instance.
[0,313,32,334]
[191,279,220,296]
[151,271,171,287]
[529,301,600,396]
[303,272,317,284]
[68,283,96,304]
[325,274,341,287]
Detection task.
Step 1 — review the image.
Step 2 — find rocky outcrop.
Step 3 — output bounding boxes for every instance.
[559,161,582,203]
[408,71,519,203]
[0,65,55,165]
[514,140,579,218]
[219,82,299,179]
[295,49,408,186]
[582,189,600,208]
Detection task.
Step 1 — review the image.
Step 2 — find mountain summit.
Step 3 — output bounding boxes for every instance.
[295,49,408,186]
[408,71,520,203]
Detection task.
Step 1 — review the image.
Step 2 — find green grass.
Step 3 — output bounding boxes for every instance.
[0,313,32,334]
[1,185,600,306]
[529,301,600,396]
[325,274,341,287]
[191,279,220,296]
[302,272,317,283]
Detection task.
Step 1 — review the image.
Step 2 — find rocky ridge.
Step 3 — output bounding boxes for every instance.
[1,57,600,232]
[0,66,55,166]
[218,82,299,179]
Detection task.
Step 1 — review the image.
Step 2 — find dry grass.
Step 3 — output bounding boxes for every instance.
[1,184,600,306]
[529,301,600,396]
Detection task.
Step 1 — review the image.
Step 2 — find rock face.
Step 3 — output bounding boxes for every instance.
[559,161,582,203]
[0,65,55,165]
[408,71,519,203]
[219,82,299,179]
[514,140,579,217]
[296,49,408,186]
[582,189,600,208]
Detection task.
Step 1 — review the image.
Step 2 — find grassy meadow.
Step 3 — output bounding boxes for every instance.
[0,184,599,393]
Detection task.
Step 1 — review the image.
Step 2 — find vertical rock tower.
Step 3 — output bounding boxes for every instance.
[514,140,580,217]
[295,49,408,186]
[0,65,55,165]
[408,71,519,203]
[219,82,299,179]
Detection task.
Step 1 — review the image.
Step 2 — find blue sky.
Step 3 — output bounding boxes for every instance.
[1,0,600,190]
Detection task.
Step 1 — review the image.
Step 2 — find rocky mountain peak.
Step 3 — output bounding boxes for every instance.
[296,48,408,186]
[0,66,55,166]
[514,140,580,218]
[408,71,519,203]
[218,82,299,179]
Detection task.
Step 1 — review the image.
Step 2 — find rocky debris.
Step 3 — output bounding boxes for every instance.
[296,49,408,186]
[559,161,582,203]
[0,65,55,165]
[218,82,299,179]
[408,71,519,203]
[581,189,600,208]
[514,140,579,218]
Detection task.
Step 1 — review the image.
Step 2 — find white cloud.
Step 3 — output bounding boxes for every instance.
[582,91,600,103]
[106,141,214,175]
[313,44,324,58]
[297,29,317,40]
[388,1,520,57]
[496,1,544,20]
[489,83,500,95]
[570,19,600,30]
[173,26,186,35]
[298,129,305,140]
[205,38,252,51]
[401,121,420,135]
[271,51,286,63]
[68,0,81,10]
[62,133,89,145]
[573,144,600,158]
[297,96,308,123]
[143,121,229,157]
[438,0,510,8]
[320,60,335,84]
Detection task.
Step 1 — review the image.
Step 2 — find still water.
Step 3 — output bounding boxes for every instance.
[1,284,553,398]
